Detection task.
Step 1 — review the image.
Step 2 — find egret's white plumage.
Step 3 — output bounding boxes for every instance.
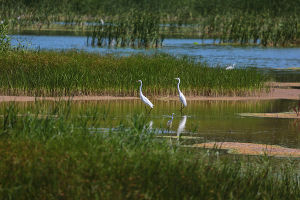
[175,78,187,108]
[226,63,235,70]
[138,80,154,109]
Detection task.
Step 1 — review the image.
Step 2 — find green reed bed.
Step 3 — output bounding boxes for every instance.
[89,10,163,48]
[2,0,300,46]
[194,12,299,47]
[0,50,267,97]
[2,0,300,29]
[0,102,299,199]
[0,23,10,52]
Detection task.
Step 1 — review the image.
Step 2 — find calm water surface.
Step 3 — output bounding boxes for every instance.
[3,99,300,148]
[10,35,300,69]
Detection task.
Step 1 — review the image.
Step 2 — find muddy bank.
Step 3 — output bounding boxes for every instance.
[0,85,299,102]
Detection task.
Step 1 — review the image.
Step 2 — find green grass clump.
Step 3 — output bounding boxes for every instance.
[1,0,300,46]
[0,50,267,97]
[195,13,299,47]
[90,10,163,48]
[0,102,299,199]
[0,23,10,52]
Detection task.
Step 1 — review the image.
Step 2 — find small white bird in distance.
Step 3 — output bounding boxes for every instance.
[137,80,154,112]
[175,77,187,114]
[226,63,236,70]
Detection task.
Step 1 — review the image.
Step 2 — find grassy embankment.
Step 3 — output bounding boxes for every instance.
[1,0,300,46]
[0,50,267,97]
[0,102,299,199]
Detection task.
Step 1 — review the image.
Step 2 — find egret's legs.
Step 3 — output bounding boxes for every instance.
[180,104,184,115]
[145,106,152,115]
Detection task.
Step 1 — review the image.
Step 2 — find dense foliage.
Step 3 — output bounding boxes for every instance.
[0,22,10,52]
[1,0,300,46]
[0,51,267,96]
[1,0,299,18]
[0,102,299,199]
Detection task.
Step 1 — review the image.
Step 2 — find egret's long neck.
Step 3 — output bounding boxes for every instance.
[139,82,143,95]
[177,80,181,93]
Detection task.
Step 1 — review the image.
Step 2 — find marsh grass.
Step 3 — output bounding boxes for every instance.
[0,22,10,52]
[196,13,299,47]
[0,102,299,199]
[1,0,299,46]
[89,10,163,48]
[0,51,267,97]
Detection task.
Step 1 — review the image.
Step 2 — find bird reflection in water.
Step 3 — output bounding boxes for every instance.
[148,120,153,130]
[177,115,187,140]
[166,113,175,133]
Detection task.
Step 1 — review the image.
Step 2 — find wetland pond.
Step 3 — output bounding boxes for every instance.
[7,34,300,157]
[10,35,300,69]
[3,99,300,150]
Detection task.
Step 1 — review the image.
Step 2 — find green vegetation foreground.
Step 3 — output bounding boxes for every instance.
[0,51,266,97]
[0,103,299,199]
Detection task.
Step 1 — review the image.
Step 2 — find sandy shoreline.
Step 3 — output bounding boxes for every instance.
[0,87,299,102]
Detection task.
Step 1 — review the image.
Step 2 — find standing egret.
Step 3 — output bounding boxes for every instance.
[137,80,154,112]
[175,78,187,114]
[226,63,235,70]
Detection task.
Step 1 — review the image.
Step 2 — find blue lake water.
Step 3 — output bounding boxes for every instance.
[11,35,300,69]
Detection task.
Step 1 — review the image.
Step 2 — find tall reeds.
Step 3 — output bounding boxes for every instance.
[89,10,163,48]
[197,12,299,46]
[0,50,267,97]
[0,22,10,52]
[1,0,299,46]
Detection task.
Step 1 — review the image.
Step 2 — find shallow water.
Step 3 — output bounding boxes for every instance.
[2,99,300,148]
[10,35,300,69]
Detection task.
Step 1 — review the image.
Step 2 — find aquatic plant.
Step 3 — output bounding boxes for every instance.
[0,50,267,97]
[196,13,299,46]
[0,22,10,52]
[1,0,299,46]
[0,102,300,199]
[89,10,163,48]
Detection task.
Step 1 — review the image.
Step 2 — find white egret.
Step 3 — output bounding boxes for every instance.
[175,78,187,114]
[226,63,235,70]
[137,80,154,111]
